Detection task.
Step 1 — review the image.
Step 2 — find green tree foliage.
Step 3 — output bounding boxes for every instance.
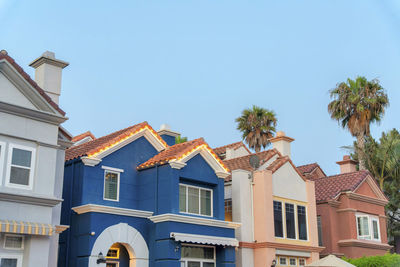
[235,105,277,153]
[328,76,389,170]
[343,253,400,267]
[175,136,188,144]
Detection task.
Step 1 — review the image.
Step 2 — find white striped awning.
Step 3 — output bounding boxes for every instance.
[0,220,56,236]
[170,232,239,247]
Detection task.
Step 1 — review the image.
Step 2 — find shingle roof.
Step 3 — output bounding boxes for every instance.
[314,170,370,202]
[137,138,228,171]
[213,141,251,156]
[0,50,66,116]
[65,122,165,161]
[72,131,96,142]
[223,149,279,181]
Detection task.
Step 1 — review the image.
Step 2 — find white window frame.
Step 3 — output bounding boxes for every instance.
[0,254,23,267]
[274,200,309,242]
[289,257,297,266]
[356,213,381,241]
[5,143,36,190]
[103,169,121,202]
[105,261,119,267]
[180,244,216,267]
[278,256,287,266]
[3,234,24,250]
[179,184,213,217]
[0,141,5,186]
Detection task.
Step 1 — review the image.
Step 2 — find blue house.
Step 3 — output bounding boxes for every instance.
[58,122,239,267]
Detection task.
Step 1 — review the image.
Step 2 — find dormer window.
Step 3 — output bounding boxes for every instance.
[179,184,212,217]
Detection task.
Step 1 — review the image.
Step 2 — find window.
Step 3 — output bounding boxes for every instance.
[297,205,307,240]
[317,216,323,246]
[285,203,296,239]
[274,201,284,238]
[106,248,119,259]
[179,184,212,217]
[106,263,118,267]
[279,257,287,265]
[289,258,297,266]
[356,214,380,241]
[0,254,22,267]
[224,199,232,222]
[6,144,36,189]
[103,170,120,201]
[299,258,306,266]
[181,245,215,267]
[4,235,23,250]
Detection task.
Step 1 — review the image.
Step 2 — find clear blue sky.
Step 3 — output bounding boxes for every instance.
[1,0,400,175]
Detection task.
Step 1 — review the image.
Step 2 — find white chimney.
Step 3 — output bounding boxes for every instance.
[269,131,294,157]
[336,155,357,174]
[29,51,69,104]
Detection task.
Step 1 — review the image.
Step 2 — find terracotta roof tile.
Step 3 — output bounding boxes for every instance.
[297,162,327,179]
[137,138,228,171]
[223,149,279,181]
[267,156,307,181]
[213,141,251,156]
[314,170,370,202]
[72,131,96,142]
[65,122,166,161]
[0,51,66,116]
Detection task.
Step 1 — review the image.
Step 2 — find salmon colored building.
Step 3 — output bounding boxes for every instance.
[216,132,323,267]
[298,157,391,258]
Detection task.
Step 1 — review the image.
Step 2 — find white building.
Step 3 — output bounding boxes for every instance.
[0,50,71,267]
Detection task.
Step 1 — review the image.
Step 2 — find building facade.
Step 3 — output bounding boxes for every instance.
[0,50,70,266]
[59,123,239,267]
[298,157,391,258]
[217,132,321,267]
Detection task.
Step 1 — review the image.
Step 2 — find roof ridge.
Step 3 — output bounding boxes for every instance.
[214,141,243,150]
[323,170,369,180]
[223,149,277,163]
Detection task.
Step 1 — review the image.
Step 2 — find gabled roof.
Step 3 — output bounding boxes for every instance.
[65,122,166,161]
[267,156,307,181]
[72,131,96,143]
[0,50,65,116]
[137,138,229,173]
[213,141,251,156]
[223,149,279,181]
[314,170,370,202]
[297,162,327,179]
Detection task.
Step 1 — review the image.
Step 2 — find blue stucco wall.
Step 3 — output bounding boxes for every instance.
[59,135,235,267]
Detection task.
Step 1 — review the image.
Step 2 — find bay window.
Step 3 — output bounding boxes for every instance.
[179,184,212,217]
[356,214,380,241]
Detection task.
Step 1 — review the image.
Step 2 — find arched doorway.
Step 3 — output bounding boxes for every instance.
[105,243,130,267]
[89,223,149,267]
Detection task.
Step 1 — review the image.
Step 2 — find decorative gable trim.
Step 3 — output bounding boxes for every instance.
[149,213,241,229]
[345,192,388,206]
[72,204,153,218]
[365,175,388,201]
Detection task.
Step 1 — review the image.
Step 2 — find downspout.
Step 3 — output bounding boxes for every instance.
[249,171,255,242]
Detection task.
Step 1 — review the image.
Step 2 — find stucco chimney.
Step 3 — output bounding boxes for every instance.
[269,131,294,157]
[336,155,357,173]
[158,124,180,146]
[29,51,69,104]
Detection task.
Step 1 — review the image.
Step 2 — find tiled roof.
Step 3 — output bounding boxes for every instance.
[223,149,279,181]
[137,138,228,171]
[0,50,66,116]
[72,131,96,142]
[314,170,370,202]
[267,156,307,181]
[65,122,165,161]
[297,162,327,179]
[213,141,251,156]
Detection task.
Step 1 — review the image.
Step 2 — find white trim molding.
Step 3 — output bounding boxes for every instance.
[149,213,241,229]
[101,166,124,173]
[72,204,153,218]
[81,157,102,166]
[170,232,239,247]
[169,161,187,169]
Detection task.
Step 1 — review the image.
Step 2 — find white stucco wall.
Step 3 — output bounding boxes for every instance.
[272,162,307,202]
[0,73,37,110]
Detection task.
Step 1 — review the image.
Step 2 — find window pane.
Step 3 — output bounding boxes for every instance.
[225,199,232,222]
[201,189,211,216]
[12,148,32,167]
[10,166,30,185]
[1,258,18,267]
[104,172,118,200]
[203,263,215,267]
[5,235,23,248]
[285,203,296,239]
[180,185,187,212]
[279,257,287,265]
[188,187,199,214]
[290,258,297,265]
[317,216,323,246]
[373,220,379,239]
[187,262,200,267]
[299,259,306,266]
[358,217,370,238]
[297,206,307,240]
[181,246,214,259]
[273,201,283,237]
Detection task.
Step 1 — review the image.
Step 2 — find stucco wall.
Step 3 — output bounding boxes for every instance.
[272,162,307,202]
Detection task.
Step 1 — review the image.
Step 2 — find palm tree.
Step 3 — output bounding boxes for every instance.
[236,105,277,152]
[328,76,389,170]
[175,136,188,144]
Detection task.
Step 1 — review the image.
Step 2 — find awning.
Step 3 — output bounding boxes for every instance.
[0,220,56,236]
[170,232,239,247]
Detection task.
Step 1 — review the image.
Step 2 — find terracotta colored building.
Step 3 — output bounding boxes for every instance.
[298,157,392,258]
[217,132,323,267]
